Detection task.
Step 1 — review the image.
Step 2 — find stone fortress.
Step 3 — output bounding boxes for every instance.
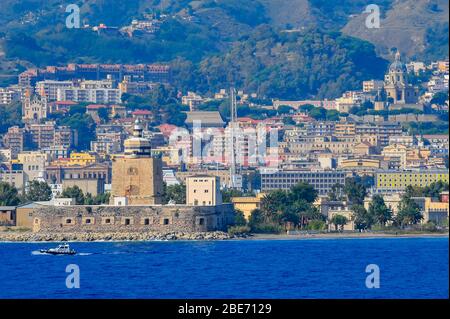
[27,121,235,235]
[31,204,234,234]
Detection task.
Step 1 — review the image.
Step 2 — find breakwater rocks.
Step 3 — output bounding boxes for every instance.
[0,231,248,242]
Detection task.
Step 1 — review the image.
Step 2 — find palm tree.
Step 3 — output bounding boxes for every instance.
[260,190,289,223]
[396,197,423,227]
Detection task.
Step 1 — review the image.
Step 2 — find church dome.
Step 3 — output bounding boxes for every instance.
[389,51,406,73]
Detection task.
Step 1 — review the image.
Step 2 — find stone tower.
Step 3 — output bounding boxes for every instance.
[111,120,164,205]
[383,51,419,104]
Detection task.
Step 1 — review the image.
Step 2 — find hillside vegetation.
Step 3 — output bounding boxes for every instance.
[0,0,447,97]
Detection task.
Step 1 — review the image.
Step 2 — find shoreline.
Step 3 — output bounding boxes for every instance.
[0,230,447,243]
[245,232,449,241]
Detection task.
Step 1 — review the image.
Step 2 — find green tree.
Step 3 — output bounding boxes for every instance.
[61,186,85,205]
[97,108,109,123]
[330,214,348,231]
[84,192,110,205]
[233,209,247,226]
[368,195,392,226]
[279,207,300,230]
[278,105,294,114]
[328,183,344,201]
[396,196,423,227]
[221,188,244,203]
[0,101,22,134]
[307,219,326,230]
[299,104,315,113]
[248,208,263,230]
[260,190,290,223]
[290,182,318,203]
[352,205,374,231]
[430,91,449,105]
[26,181,52,202]
[0,182,21,206]
[164,183,187,204]
[423,181,449,198]
[344,178,367,205]
[309,107,327,120]
[59,113,96,151]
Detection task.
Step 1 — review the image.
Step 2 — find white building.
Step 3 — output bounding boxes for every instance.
[57,87,121,104]
[36,80,74,101]
[0,87,20,105]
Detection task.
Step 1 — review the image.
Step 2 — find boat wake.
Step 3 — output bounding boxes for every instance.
[31,251,93,256]
[31,250,48,255]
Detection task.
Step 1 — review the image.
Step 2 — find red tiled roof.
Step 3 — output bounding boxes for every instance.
[158,124,179,136]
[132,110,152,115]
[55,101,77,105]
[86,104,108,110]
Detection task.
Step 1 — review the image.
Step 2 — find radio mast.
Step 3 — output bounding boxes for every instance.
[229,87,242,189]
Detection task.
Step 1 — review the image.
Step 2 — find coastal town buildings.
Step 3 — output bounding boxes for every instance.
[0,52,448,235]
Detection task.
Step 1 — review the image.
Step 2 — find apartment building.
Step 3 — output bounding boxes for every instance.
[36,80,73,101]
[26,122,74,150]
[0,88,20,104]
[375,170,449,191]
[2,126,24,159]
[261,170,347,195]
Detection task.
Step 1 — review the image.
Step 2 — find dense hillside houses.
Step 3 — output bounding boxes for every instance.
[0,19,448,234]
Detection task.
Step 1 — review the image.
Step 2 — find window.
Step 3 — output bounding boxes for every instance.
[85,219,91,224]
[144,218,150,225]
[127,167,138,175]
[105,218,111,224]
[163,218,169,225]
[66,219,72,224]
[199,218,205,225]
[124,218,131,225]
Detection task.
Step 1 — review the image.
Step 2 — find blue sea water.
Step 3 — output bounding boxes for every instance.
[0,237,448,299]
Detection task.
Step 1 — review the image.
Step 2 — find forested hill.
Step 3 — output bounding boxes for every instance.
[0,0,446,98]
[174,26,388,99]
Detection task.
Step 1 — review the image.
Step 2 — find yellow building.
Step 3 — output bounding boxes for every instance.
[111,120,164,205]
[231,193,265,220]
[339,158,380,175]
[186,176,222,206]
[49,152,99,167]
[68,152,98,166]
[421,198,449,224]
[375,170,449,190]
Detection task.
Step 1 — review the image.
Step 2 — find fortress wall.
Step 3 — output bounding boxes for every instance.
[32,204,235,233]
